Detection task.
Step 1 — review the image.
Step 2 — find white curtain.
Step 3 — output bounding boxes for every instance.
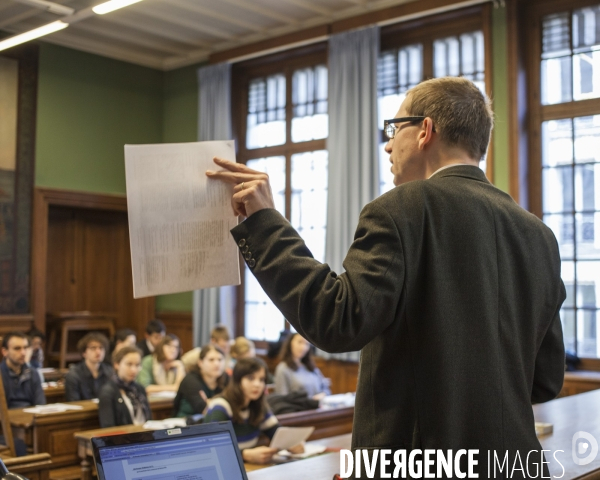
[193,63,235,347]
[321,26,380,361]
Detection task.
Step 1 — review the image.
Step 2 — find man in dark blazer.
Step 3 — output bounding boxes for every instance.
[207,77,565,478]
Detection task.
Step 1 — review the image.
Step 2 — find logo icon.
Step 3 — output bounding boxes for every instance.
[572,431,599,466]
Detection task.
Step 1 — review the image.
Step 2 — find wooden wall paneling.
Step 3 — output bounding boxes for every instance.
[31,188,155,340]
[0,315,35,336]
[314,357,358,395]
[156,311,193,353]
[79,209,127,316]
[45,208,78,313]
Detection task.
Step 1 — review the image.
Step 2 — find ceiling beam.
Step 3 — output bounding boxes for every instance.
[167,0,269,33]
[0,7,44,29]
[68,20,189,56]
[275,0,333,16]
[136,7,236,41]
[44,31,166,69]
[218,0,298,24]
[104,13,210,49]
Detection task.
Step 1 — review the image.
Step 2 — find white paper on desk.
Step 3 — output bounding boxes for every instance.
[278,443,327,459]
[269,426,314,451]
[143,418,187,430]
[23,403,84,414]
[124,141,240,298]
[148,390,177,400]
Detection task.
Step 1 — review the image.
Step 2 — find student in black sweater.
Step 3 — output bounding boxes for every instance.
[173,344,228,417]
[98,346,151,428]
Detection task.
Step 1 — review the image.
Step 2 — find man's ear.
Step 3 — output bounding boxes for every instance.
[417,118,435,150]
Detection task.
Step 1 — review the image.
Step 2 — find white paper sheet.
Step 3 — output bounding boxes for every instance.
[269,426,315,451]
[143,418,188,430]
[277,443,327,459]
[23,403,84,414]
[124,141,240,298]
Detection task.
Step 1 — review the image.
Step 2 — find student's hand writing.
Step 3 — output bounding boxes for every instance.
[206,158,275,218]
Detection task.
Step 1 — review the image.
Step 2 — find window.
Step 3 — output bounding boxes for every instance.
[232,8,492,343]
[232,46,328,342]
[531,0,600,358]
[377,8,491,194]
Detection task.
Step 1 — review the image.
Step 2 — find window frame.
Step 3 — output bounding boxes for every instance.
[231,43,328,346]
[379,5,494,181]
[526,0,600,363]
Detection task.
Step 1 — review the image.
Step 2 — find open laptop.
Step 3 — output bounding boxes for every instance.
[91,422,248,480]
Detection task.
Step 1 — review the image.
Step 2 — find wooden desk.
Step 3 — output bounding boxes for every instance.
[534,389,600,479]
[278,405,353,440]
[248,391,600,480]
[43,384,65,403]
[40,369,68,383]
[9,395,174,469]
[561,371,600,397]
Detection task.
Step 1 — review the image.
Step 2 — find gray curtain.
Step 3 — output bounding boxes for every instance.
[321,26,380,361]
[193,63,234,347]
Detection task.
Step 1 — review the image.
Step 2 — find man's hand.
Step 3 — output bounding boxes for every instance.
[206,157,275,218]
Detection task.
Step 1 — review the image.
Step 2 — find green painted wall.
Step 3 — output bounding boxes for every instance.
[35,43,163,194]
[491,5,510,193]
[35,43,197,312]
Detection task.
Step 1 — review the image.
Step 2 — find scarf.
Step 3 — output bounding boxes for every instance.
[115,376,151,421]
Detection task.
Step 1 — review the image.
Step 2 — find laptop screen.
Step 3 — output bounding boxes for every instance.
[94,426,246,480]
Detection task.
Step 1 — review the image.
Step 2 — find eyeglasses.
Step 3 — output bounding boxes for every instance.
[383,116,427,140]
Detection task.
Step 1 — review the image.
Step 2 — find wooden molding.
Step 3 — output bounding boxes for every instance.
[34,187,127,211]
[211,0,490,65]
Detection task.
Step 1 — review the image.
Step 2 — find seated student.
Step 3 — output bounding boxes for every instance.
[26,328,45,369]
[204,358,303,464]
[229,337,274,383]
[181,324,232,373]
[173,344,228,417]
[0,332,46,409]
[136,334,185,393]
[65,332,113,401]
[106,328,137,365]
[98,346,151,428]
[136,319,165,358]
[230,337,255,363]
[274,333,331,400]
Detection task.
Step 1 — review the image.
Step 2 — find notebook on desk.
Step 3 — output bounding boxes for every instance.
[91,422,248,480]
